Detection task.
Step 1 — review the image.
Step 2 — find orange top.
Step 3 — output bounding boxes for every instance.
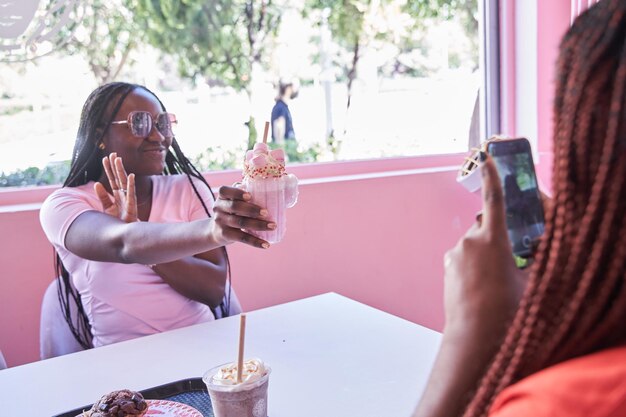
[489,345,626,417]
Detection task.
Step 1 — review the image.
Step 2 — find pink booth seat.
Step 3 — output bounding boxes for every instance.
[40,278,242,360]
[39,279,85,360]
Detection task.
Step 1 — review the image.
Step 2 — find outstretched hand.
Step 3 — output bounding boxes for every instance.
[211,186,275,249]
[94,153,138,223]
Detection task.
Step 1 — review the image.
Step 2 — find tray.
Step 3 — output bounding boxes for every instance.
[53,377,214,417]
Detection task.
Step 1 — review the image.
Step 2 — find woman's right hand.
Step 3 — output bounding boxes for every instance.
[94,153,138,223]
[211,186,275,249]
[412,154,523,417]
[443,154,522,332]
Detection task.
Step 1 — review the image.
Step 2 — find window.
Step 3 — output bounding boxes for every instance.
[0,0,492,187]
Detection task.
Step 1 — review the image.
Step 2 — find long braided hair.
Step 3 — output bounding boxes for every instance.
[462,1,626,415]
[56,82,232,349]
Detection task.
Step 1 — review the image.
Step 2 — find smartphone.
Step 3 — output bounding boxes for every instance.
[487,138,545,258]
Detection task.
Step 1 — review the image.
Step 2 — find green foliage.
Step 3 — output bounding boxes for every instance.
[246,116,258,150]
[405,0,478,69]
[307,0,479,102]
[268,140,323,164]
[0,104,33,116]
[514,154,536,191]
[305,0,378,109]
[306,0,365,49]
[192,146,241,171]
[191,140,324,173]
[127,0,282,92]
[60,0,138,84]
[0,141,325,187]
[405,0,477,22]
[514,254,529,269]
[0,161,71,187]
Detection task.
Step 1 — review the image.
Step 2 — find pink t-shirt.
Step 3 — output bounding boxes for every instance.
[40,174,217,347]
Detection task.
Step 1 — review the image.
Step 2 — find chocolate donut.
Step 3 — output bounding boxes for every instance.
[88,389,148,417]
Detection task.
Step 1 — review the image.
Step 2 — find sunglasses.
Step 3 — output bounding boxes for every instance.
[111,111,177,138]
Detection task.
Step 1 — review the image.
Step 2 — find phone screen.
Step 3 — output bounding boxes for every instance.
[487,138,545,258]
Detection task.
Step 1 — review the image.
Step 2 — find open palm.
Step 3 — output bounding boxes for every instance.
[94,153,138,223]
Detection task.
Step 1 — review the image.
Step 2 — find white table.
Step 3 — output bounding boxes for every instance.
[0,293,441,417]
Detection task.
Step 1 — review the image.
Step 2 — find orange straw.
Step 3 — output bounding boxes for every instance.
[236,314,247,383]
[262,121,270,144]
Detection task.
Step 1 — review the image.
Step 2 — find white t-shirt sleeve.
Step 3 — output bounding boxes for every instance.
[40,187,97,251]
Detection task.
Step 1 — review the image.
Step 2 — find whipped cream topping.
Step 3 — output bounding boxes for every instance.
[211,358,269,386]
[243,143,286,179]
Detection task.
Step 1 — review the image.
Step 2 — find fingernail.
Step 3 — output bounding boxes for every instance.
[479,151,487,162]
[260,209,269,217]
[268,222,276,230]
[262,242,270,249]
[243,193,251,201]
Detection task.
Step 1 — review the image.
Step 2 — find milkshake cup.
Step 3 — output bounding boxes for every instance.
[242,143,298,244]
[203,359,271,417]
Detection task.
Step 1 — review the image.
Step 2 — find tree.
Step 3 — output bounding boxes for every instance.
[307,0,380,111]
[307,0,477,109]
[61,0,138,84]
[127,0,283,144]
[404,0,478,69]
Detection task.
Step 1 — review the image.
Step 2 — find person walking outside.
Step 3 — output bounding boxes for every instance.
[270,79,298,143]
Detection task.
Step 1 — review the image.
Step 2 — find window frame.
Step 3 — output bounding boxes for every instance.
[481,0,502,140]
[0,0,502,201]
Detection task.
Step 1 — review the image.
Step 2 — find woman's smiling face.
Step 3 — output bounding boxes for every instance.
[103,88,173,176]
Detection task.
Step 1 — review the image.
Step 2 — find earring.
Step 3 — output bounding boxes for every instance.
[98,142,106,150]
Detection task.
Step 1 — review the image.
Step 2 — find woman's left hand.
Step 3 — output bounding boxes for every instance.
[94,153,138,223]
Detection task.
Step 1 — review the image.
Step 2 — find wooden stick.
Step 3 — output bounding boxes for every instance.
[236,314,247,383]
[262,121,270,144]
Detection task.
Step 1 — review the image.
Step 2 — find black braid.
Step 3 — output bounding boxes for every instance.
[147,88,233,318]
[56,82,232,349]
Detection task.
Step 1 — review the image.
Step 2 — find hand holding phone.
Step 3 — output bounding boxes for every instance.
[486,138,545,258]
[442,153,526,340]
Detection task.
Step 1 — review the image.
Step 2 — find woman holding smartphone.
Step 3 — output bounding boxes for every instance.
[40,82,274,349]
[413,1,626,416]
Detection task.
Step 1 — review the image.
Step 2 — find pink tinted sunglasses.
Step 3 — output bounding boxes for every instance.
[111,111,177,138]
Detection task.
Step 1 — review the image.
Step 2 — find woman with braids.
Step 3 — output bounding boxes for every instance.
[413,1,626,416]
[40,82,275,349]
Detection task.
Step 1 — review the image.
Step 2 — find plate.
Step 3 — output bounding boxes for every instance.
[144,399,203,417]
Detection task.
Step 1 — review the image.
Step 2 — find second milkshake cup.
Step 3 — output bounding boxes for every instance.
[203,359,271,417]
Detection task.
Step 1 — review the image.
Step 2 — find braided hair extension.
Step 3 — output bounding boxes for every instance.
[461,2,626,416]
[144,86,233,319]
[56,82,232,348]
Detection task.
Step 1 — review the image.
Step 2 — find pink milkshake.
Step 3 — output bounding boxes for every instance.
[242,143,298,244]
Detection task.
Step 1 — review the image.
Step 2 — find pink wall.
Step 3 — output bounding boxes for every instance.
[0,157,479,367]
[535,0,571,186]
[0,155,459,207]
[0,209,53,367]
[0,0,578,369]
[499,0,571,189]
[229,168,480,326]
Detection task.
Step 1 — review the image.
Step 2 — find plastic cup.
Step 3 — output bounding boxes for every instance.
[242,174,298,244]
[203,364,271,417]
